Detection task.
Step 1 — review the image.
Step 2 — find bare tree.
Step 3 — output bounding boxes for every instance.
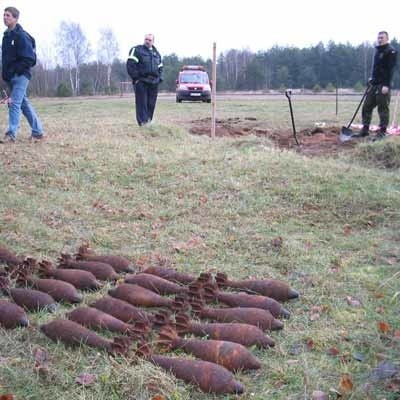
[97,27,119,94]
[56,21,91,95]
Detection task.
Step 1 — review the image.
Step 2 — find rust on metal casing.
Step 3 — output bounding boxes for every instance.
[136,342,245,394]
[76,244,134,273]
[124,273,188,295]
[38,260,102,291]
[159,325,261,371]
[58,253,118,281]
[0,244,23,267]
[175,312,275,348]
[40,319,132,355]
[0,299,29,329]
[141,266,195,285]
[215,272,299,301]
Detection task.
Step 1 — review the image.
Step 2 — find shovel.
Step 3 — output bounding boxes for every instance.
[285,90,300,146]
[339,85,371,142]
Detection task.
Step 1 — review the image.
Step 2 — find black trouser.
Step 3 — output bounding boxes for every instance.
[362,84,391,131]
[134,81,159,126]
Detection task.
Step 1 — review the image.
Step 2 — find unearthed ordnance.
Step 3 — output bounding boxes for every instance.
[203,283,290,318]
[159,325,261,372]
[76,244,134,273]
[58,254,118,281]
[17,273,82,304]
[190,299,283,331]
[0,244,22,267]
[124,273,188,295]
[66,307,150,339]
[0,277,57,312]
[90,296,154,325]
[40,319,132,355]
[38,260,102,291]
[175,312,275,349]
[215,272,299,302]
[141,266,196,285]
[0,299,29,329]
[108,283,177,309]
[137,343,245,394]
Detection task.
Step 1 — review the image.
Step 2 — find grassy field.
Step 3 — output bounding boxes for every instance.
[0,94,399,400]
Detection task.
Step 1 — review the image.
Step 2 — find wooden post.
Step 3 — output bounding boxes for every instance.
[211,42,217,139]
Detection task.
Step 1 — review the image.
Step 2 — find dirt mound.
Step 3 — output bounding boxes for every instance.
[189,118,356,157]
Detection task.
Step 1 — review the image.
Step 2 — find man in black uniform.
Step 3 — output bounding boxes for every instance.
[126,34,163,126]
[355,31,397,140]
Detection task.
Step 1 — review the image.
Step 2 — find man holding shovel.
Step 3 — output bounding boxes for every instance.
[354,31,397,140]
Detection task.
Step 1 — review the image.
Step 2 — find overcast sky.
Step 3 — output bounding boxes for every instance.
[5,0,400,61]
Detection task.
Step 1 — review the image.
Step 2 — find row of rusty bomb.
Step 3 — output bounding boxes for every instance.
[0,243,300,395]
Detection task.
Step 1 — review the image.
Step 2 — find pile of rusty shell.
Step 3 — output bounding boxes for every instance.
[17,274,82,304]
[76,244,134,273]
[108,283,177,309]
[0,244,23,267]
[38,260,102,291]
[159,325,261,372]
[190,299,283,331]
[0,277,57,312]
[7,257,37,278]
[0,299,29,329]
[40,319,132,355]
[90,296,154,325]
[215,272,299,302]
[141,266,196,285]
[58,254,118,281]
[175,312,275,349]
[66,307,151,339]
[137,343,245,394]
[124,273,189,296]
[203,283,290,318]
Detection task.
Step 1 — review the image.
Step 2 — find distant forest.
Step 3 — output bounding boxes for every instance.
[1,23,399,96]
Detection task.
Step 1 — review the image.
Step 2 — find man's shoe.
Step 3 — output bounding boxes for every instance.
[0,133,16,144]
[371,131,387,142]
[29,134,44,142]
[352,127,369,138]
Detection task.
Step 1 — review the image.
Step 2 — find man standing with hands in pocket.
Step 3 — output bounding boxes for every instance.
[355,31,397,141]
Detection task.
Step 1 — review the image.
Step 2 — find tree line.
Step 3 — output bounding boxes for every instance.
[1,21,399,96]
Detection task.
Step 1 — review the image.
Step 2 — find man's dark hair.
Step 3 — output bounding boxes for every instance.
[4,7,19,19]
[378,31,389,38]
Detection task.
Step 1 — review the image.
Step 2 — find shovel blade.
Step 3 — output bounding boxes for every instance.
[339,126,354,143]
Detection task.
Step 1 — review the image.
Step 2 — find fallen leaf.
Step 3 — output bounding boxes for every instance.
[312,391,329,400]
[306,339,315,351]
[287,359,299,365]
[386,377,400,392]
[151,396,166,400]
[327,347,340,356]
[375,307,385,314]
[339,374,354,392]
[377,321,391,334]
[374,293,385,299]
[310,313,320,321]
[76,373,97,386]
[353,352,366,362]
[343,225,352,236]
[394,330,400,339]
[33,347,50,376]
[199,195,208,204]
[346,296,361,308]
[0,395,14,400]
[271,236,283,249]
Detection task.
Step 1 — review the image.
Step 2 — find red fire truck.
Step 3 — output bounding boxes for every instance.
[175,65,211,103]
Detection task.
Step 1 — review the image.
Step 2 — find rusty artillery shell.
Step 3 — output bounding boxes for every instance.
[190,299,283,331]
[124,273,188,295]
[38,260,102,291]
[108,283,174,308]
[216,272,299,302]
[76,244,134,273]
[17,274,82,304]
[137,343,245,394]
[141,266,195,285]
[66,306,150,339]
[58,253,118,281]
[90,296,154,325]
[203,283,290,318]
[0,244,23,267]
[40,319,131,354]
[0,299,29,329]
[159,325,261,371]
[175,312,275,349]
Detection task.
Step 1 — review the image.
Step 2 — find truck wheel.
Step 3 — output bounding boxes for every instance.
[206,99,211,103]
[176,97,182,103]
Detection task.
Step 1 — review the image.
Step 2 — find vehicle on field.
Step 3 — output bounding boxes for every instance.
[176,65,211,103]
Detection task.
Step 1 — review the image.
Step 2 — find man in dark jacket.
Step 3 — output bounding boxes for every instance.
[1,6,43,143]
[355,31,397,140]
[126,34,163,126]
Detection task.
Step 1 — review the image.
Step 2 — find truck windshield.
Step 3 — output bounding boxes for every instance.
[180,73,209,84]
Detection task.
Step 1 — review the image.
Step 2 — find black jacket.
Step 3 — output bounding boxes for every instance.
[2,24,36,82]
[371,43,397,87]
[126,45,163,85]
